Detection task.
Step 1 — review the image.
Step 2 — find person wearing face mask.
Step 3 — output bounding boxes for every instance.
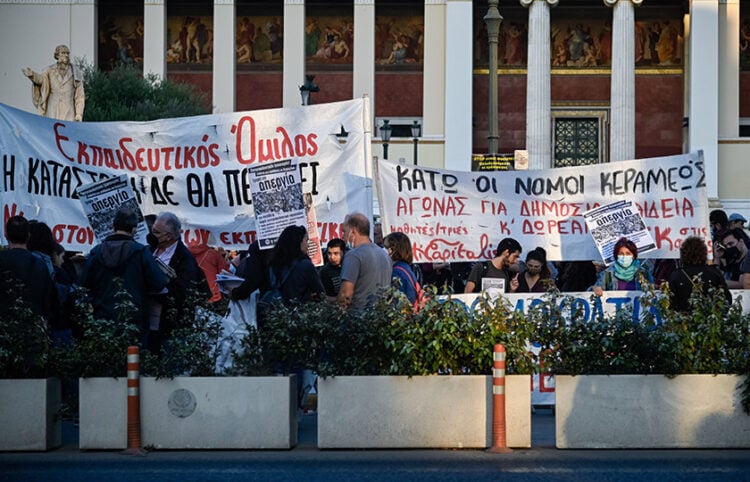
[517,247,555,293]
[337,213,392,312]
[592,237,653,296]
[717,228,747,289]
[464,237,523,294]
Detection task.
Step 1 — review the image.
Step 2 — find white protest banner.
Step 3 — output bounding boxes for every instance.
[583,200,656,264]
[0,98,371,251]
[248,158,306,249]
[376,152,708,262]
[77,174,148,244]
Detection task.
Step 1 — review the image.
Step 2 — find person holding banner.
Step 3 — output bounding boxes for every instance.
[516,248,555,293]
[592,237,653,296]
[463,238,522,294]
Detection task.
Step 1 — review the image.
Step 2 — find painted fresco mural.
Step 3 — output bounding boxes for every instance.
[375,15,423,65]
[98,16,144,69]
[474,16,684,69]
[305,16,353,63]
[236,16,284,64]
[166,16,214,64]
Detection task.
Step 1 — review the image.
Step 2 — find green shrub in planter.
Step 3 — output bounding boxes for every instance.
[61,286,223,379]
[230,288,535,378]
[60,287,141,379]
[0,286,53,379]
[527,282,750,413]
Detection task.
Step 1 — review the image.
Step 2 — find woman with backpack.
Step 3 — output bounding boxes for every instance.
[383,232,422,306]
[264,225,325,307]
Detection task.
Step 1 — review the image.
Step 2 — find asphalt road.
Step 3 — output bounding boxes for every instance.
[2,409,749,482]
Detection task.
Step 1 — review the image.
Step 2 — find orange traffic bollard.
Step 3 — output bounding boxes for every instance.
[122,345,146,456]
[487,344,512,453]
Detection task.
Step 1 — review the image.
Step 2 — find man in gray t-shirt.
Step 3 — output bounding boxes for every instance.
[338,213,392,312]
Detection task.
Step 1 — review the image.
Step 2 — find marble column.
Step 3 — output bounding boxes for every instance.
[353,0,375,128]
[444,0,473,171]
[521,0,557,169]
[605,0,641,162]
[70,0,96,66]
[144,0,167,79]
[423,0,446,143]
[213,0,235,113]
[283,0,305,107]
[688,0,719,199]
[719,0,739,138]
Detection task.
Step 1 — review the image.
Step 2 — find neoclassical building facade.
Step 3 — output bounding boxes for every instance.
[1,0,748,212]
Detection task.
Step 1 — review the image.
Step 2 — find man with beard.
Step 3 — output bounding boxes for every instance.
[717,228,747,289]
[22,45,85,121]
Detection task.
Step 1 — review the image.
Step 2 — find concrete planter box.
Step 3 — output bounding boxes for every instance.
[318,375,530,449]
[0,378,61,451]
[556,374,750,449]
[79,376,297,450]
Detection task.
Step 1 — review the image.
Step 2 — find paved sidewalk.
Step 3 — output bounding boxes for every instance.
[4,407,750,482]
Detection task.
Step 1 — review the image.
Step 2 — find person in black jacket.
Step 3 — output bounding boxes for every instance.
[148,211,210,354]
[80,208,167,331]
[667,236,731,313]
[0,215,55,323]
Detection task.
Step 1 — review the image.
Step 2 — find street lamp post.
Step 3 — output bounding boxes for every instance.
[299,75,319,106]
[380,119,392,160]
[484,0,503,155]
[411,120,421,165]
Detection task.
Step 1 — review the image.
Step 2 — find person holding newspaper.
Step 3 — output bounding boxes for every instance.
[592,237,653,296]
[148,211,210,354]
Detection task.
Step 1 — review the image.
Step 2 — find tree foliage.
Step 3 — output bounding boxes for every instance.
[82,64,210,122]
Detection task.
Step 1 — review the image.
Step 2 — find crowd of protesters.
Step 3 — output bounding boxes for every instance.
[1,207,746,359]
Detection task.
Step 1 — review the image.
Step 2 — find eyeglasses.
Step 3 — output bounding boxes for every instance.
[526,263,543,270]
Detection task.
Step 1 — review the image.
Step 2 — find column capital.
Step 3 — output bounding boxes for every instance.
[520,0,558,7]
[603,0,643,7]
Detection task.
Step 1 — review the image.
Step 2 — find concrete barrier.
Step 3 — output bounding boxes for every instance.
[556,374,750,448]
[79,376,297,450]
[318,375,531,449]
[0,378,61,451]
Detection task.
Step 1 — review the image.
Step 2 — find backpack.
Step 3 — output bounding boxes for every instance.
[393,264,427,313]
[258,261,296,314]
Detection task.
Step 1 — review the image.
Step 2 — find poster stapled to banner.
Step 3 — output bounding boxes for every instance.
[248,158,306,250]
[76,174,148,245]
[304,192,324,267]
[583,200,656,265]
